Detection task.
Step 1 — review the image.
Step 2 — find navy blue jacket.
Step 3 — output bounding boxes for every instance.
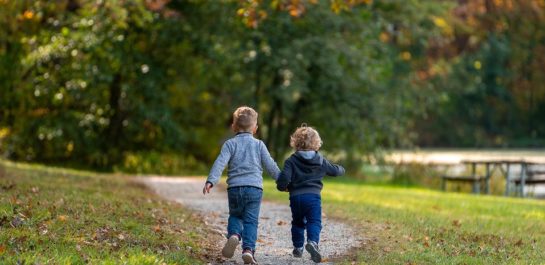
[276,151,345,196]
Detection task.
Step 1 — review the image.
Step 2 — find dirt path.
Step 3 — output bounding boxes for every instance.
[141,177,363,264]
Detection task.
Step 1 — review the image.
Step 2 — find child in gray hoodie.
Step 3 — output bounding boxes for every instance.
[203,106,280,264]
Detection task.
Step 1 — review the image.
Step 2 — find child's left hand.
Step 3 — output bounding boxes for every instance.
[202,182,213,195]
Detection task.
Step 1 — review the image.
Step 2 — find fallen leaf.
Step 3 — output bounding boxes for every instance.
[58,215,68,222]
[514,239,523,247]
[452,220,461,227]
[153,225,161,232]
[0,183,15,191]
[0,216,8,227]
[277,220,287,226]
[31,187,39,193]
[0,245,5,254]
[10,216,23,227]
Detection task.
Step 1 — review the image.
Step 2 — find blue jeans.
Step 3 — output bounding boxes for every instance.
[289,193,322,248]
[227,186,263,251]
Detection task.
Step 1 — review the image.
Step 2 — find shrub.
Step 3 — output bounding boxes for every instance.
[390,163,443,188]
[115,152,207,175]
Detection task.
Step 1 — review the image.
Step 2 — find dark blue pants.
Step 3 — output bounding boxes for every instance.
[289,193,322,248]
[227,186,262,251]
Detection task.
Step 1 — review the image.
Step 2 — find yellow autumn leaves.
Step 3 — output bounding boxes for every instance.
[432,16,453,37]
[331,0,373,14]
[237,0,373,28]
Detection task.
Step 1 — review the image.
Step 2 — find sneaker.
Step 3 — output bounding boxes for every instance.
[242,248,257,264]
[305,241,322,263]
[221,234,240,258]
[292,247,304,258]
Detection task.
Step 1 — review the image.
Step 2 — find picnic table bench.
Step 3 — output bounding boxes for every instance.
[441,159,545,197]
[441,162,484,193]
[512,169,545,185]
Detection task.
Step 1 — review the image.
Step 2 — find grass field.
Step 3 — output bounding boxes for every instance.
[263,178,545,265]
[2,159,544,265]
[0,160,208,264]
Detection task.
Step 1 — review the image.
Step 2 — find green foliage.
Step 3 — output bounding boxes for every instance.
[390,163,442,188]
[0,160,205,264]
[414,1,545,147]
[2,0,186,168]
[0,0,452,171]
[2,0,544,172]
[114,152,206,175]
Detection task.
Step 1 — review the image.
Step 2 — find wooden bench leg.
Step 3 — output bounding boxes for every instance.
[485,163,490,194]
[472,180,480,194]
[520,164,526,198]
[504,163,510,196]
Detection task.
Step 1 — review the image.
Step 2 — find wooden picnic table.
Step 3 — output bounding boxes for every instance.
[443,159,545,197]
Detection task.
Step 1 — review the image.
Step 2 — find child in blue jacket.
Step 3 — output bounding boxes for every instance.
[276,124,345,263]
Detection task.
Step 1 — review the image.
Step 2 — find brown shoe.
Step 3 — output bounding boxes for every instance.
[242,248,257,264]
[221,234,240,258]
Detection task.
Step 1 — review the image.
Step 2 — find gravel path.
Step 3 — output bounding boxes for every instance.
[141,177,362,264]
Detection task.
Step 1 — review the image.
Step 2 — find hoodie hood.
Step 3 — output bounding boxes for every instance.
[276,151,345,196]
[294,151,323,166]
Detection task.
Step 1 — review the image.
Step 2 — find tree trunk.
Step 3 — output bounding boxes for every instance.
[106,73,123,146]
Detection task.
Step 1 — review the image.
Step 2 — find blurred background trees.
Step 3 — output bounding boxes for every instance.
[1,0,544,173]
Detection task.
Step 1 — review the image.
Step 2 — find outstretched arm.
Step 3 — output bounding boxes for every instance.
[204,142,232,194]
[323,158,345,177]
[276,160,293,192]
[260,141,281,180]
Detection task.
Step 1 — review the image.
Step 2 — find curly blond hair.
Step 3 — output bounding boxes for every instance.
[232,106,258,132]
[290,124,322,151]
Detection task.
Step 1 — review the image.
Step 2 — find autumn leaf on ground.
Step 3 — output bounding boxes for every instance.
[10,216,23,227]
[452,220,461,227]
[277,220,287,225]
[423,236,430,247]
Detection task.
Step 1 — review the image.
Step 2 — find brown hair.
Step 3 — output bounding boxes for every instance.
[232,106,258,132]
[290,124,322,151]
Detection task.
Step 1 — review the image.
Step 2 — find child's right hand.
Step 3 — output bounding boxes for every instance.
[202,182,213,195]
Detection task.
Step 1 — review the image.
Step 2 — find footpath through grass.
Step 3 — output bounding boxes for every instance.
[0,160,208,264]
[263,178,545,265]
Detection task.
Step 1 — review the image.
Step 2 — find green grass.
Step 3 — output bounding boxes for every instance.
[3,159,543,264]
[0,160,208,264]
[263,178,545,265]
